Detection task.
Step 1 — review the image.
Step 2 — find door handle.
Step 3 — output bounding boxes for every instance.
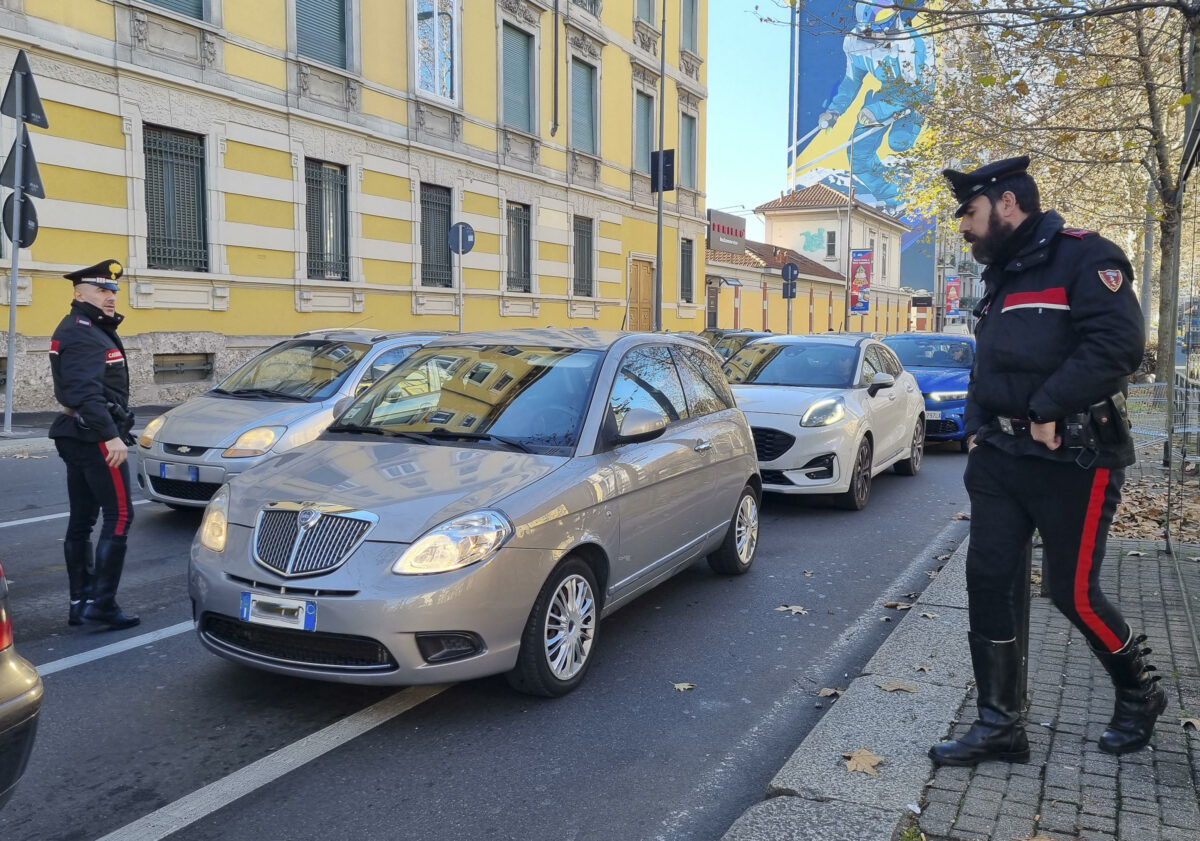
[694,441,713,453]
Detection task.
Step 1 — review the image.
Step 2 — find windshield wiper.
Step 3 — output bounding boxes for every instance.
[326,422,386,436]
[383,430,439,445]
[427,429,535,453]
[227,388,308,402]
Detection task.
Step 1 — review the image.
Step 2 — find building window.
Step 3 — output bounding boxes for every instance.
[506,202,532,292]
[681,0,697,52]
[144,125,207,272]
[680,238,694,303]
[571,0,599,14]
[679,113,697,189]
[635,91,653,174]
[416,0,456,100]
[636,0,654,23]
[296,0,347,69]
[502,24,534,134]
[573,216,594,297]
[881,237,889,280]
[420,183,452,288]
[305,159,348,281]
[825,230,837,259]
[147,0,203,18]
[571,58,597,156]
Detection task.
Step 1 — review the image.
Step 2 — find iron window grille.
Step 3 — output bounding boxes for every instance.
[680,238,695,303]
[507,202,532,293]
[573,216,595,297]
[416,0,456,100]
[572,0,600,14]
[420,183,452,287]
[296,0,347,69]
[144,125,208,272]
[305,159,349,281]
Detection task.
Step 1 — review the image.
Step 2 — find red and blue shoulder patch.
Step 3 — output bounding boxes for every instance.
[1059,228,1097,239]
[74,316,92,327]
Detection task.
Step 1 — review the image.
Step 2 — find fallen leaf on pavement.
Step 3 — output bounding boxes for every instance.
[817,687,842,698]
[919,612,939,619]
[877,680,917,693]
[914,664,932,673]
[883,601,913,610]
[880,616,892,622]
[936,553,952,561]
[951,512,970,520]
[672,682,695,692]
[1182,717,1200,730]
[904,592,920,599]
[1127,550,1146,557]
[842,747,883,776]
[9,453,46,459]
[803,570,814,577]
[926,569,940,579]
[775,605,809,615]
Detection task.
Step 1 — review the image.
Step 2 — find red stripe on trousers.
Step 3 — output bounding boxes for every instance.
[98,442,130,537]
[1075,467,1122,652]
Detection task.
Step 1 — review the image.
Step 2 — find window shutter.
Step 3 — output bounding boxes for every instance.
[681,0,697,52]
[503,24,533,133]
[297,0,347,69]
[146,0,204,18]
[571,60,596,155]
[635,92,653,173]
[680,114,696,188]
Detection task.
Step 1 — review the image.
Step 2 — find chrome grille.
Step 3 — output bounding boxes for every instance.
[253,503,375,578]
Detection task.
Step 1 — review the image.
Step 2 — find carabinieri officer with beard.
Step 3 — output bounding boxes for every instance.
[49,259,139,631]
[928,157,1165,766]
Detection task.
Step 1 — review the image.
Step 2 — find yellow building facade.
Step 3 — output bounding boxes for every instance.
[0,0,708,410]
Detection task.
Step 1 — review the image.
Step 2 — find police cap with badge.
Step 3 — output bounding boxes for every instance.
[942,156,1032,217]
[64,259,123,291]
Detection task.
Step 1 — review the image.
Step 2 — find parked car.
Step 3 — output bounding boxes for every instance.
[882,333,975,451]
[0,561,42,811]
[713,331,773,361]
[189,329,761,697]
[725,334,925,510]
[698,327,751,346]
[137,329,445,508]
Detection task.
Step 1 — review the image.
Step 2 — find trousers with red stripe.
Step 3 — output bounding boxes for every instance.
[55,437,134,546]
[964,442,1125,649]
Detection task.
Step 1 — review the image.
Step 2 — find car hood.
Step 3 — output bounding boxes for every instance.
[907,367,970,394]
[731,384,847,417]
[156,395,330,448]
[227,440,568,542]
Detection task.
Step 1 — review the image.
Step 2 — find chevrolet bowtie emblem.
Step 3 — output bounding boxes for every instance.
[176,446,191,454]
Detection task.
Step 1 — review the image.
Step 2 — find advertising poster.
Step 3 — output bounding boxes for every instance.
[945,276,961,316]
[851,249,872,313]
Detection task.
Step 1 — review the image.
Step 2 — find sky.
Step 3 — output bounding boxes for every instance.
[705,3,792,242]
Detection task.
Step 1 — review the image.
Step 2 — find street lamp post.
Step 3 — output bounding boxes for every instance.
[843,116,884,330]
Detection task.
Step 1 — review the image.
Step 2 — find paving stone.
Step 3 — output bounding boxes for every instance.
[918,802,957,837]
[1117,810,1162,840]
[1079,811,1117,834]
[1038,803,1081,834]
[957,795,999,821]
[989,812,1035,841]
[923,786,962,805]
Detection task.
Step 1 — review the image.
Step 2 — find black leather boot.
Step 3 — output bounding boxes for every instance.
[63,540,93,626]
[81,539,139,630]
[929,633,1030,766]
[1092,632,1167,755]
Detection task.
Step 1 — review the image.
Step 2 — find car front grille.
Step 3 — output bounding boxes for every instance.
[254,506,374,578]
[760,469,794,486]
[751,428,796,462]
[200,613,396,672]
[926,419,961,436]
[163,443,212,456]
[149,476,222,501]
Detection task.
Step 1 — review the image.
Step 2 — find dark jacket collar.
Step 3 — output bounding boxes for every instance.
[71,299,125,329]
[981,209,1064,287]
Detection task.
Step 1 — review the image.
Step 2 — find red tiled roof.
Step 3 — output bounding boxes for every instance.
[755,183,909,231]
[705,240,844,282]
[705,248,762,268]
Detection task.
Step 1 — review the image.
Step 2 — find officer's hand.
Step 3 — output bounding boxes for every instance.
[1031,421,1061,451]
[966,434,977,452]
[103,436,129,467]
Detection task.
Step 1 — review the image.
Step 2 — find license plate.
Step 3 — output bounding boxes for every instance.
[240,592,316,631]
[926,411,943,420]
[160,462,200,482]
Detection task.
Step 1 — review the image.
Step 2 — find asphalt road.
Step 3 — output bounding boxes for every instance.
[0,444,970,841]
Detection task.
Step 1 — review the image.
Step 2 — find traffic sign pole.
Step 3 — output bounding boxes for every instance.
[456,225,463,334]
[4,84,23,434]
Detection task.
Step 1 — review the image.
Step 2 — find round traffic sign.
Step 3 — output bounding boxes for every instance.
[449,221,475,255]
[2,192,38,248]
[781,261,800,282]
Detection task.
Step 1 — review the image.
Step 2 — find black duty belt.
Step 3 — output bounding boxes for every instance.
[996,417,1031,436]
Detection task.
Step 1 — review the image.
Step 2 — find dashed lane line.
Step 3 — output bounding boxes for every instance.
[93,684,451,841]
[36,621,193,676]
[0,499,151,529]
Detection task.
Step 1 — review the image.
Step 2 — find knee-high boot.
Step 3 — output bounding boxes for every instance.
[81,539,139,630]
[929,633,1030,766]
[1092,632,1167,755]
[63,540,93,626]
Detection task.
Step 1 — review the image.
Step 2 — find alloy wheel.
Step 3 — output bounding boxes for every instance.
[543,574,596,680]
[735,493,759,564]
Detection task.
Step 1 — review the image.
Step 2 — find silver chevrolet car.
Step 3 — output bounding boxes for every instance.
[137,329,444,508]
[189,328,761,696]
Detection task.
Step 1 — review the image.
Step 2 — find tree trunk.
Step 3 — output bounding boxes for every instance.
[1155,198,1183,382]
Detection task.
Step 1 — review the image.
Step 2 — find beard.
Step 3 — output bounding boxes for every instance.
[963,205,1015,265]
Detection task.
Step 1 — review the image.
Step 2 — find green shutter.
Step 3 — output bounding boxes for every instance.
[297,0,347,69]
[571,59,596,155]
[146,0,204,18]
[635,92,653,173]
[680,114,696,188]
[503,24,533,133]
[682,0,697,52]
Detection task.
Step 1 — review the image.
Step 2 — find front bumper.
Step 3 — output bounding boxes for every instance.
[138,450,262,507]
[749,418,857,495]
[0,649,43,810]
[923,401,967,441]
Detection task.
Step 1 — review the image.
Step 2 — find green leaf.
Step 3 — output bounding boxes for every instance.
[976,74,996,87]
[1177,94,1193,107]
[1054,71,1068,87]
[1096,74,1112,87]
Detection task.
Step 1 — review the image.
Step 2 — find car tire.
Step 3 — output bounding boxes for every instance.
[835,437,873,511]
[707,484,760,575]
[894,419,925,476]
[506,557,599,698]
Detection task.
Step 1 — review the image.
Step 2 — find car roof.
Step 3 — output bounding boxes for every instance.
[290,328,449,344]
[741,333,869,348]
[884,332,975,343]
[424,327,640,351]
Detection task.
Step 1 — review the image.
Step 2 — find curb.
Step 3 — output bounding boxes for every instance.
[722,539,974,841]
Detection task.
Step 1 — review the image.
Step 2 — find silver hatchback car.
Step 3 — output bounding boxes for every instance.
[137,329,444,508]
[189,329,761,696]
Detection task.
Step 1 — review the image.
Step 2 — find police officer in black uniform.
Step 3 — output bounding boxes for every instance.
[49,259,139,630]
[928,157,1166,766]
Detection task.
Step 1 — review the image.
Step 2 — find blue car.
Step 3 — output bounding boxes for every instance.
[882,333,975,451]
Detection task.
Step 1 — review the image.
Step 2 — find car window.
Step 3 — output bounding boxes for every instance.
[724,342,859,388]
[877,345,904,377]
[218,339,371,401]
[673,346,734,416]
[362,345,420,386]
[609,345,690,428]
[883,337,974,369]
[862,347,885,386]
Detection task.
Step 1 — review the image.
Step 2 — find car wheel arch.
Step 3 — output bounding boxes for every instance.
[561,542,610,609]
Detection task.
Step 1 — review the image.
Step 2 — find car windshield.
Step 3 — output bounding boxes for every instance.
[724,342,859,388]
[884,338,974,369]
[216,339,371,401]
[334,344,604,456]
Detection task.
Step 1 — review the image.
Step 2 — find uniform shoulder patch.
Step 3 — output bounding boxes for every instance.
[74,316,92,327]
[1060,228,1097,239]
[1099,269,1123,292]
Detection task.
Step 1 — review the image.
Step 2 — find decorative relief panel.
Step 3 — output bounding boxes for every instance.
[416,103,463,143]
[565,28,602,59]
[0,274,31,307]
[633,19,660,57]
[680,52,702,81]
[501,129,541,167]
[569,300,600,319]
[296,287,364,314]
[501,297,540,317]
[499,0,541,26]
[129,280,230,311]
[295,63,360,112]
[413,291,458,317]
[569,151,600,188]
[131,9,208,67]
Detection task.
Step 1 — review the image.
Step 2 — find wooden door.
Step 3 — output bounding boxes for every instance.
[628,259,653,331]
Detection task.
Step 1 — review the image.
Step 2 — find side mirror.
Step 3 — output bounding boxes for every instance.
[867,373,896,397]
[613,407,668,444]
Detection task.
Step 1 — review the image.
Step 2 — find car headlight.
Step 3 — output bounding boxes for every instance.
[222,426,285,458]
[138,414,166,449]
[392,510,513,575]
[927,391,968,402]
[800,398,846,427]
[199,484,230,553]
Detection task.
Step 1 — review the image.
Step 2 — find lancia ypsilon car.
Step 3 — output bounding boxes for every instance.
[189,329,761,697]
[0,561,42,811]
[882,333,975,451]
[725,334,925,510]
[137,329,444,508]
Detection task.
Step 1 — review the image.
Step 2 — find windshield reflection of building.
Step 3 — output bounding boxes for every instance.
[724,344,784,384]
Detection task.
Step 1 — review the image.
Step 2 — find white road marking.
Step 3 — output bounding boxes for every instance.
[36,621,193,676]
[94,684,451,841]
[0,499,152,529]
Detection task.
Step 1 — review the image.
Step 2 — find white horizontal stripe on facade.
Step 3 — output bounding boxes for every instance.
[34,134,126,177]
[600,211,624,225]
[598,267,622,285]
[222,221,296,251]
[537,260,568,277]
[358,193,412,222]
[358,239,413,263]
[1000,303,1071,313]
[38,199,128,236]
[462,251,501,271]
[536,225,569,246]
[597,237,622,254]
[538,207,569,229]
[458,212,501,236]
[360,155,411,179]
[225,123,292,155]
[39,77,121,115]
[221,170,294,203]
